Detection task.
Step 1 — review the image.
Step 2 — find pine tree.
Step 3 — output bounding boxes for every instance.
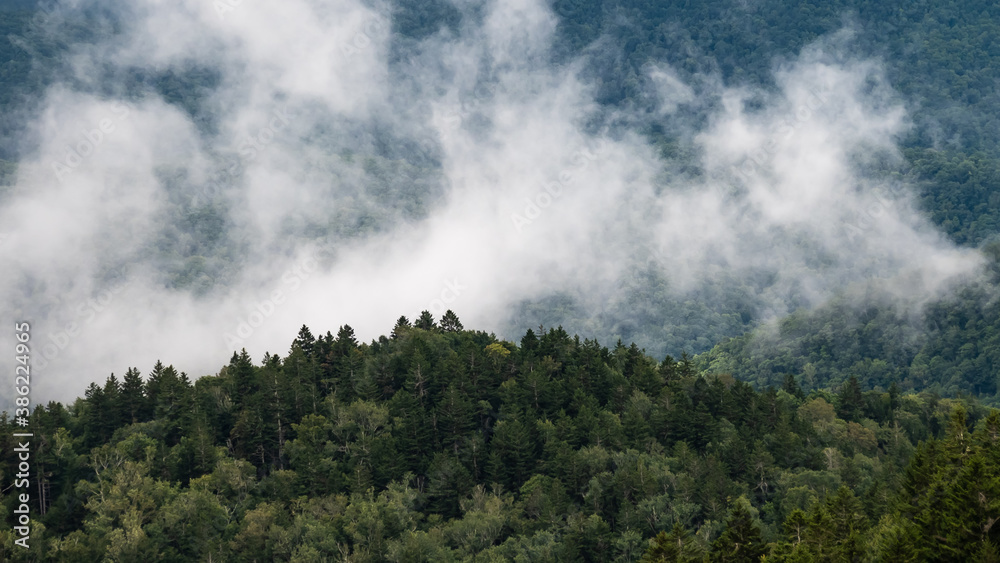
[425,452,473,518]
[392,315,411,339]
[103,373,124,430]
[872,517,920,563]
[145,360,174,419]
[83,382,109,447]
[888,380,901,412]
[487,413,535,491]
[334,324,359,354]
[641,523,705,562]
[825,486,868,561]
[120,367,147,425]
[229,349,257,411]
[440,310,463,332]
[520,328,538,354]
[782,373,804,400]
[387,390,433,474]
[415,310,437,330]
[837,376,865,422]
[711,498,766,563]
[659,355,679,380]
[294,325,316,359]
[436,384,475,454]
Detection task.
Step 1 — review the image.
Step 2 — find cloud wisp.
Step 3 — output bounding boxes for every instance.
[0,0,983,404]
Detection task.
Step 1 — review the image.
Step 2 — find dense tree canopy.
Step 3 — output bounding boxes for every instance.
[2,311,997,560]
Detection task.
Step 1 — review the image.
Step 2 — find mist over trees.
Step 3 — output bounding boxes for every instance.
[1,0,998,391]
[2,0,1000,559]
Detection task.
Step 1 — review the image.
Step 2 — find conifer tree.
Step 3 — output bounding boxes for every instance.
[441,310,463,332]
[229,349,257,411]
[415,310,437,330]
[837,376,865,422]
[120,367,147,424]
[711,498,766,563]
[294,324,316,358]
[520,328,538,354]
[392,315,411,339]
[782,373,804,400]
[640,523,705,563]
[102,373,123,430]
[82,382,109,447]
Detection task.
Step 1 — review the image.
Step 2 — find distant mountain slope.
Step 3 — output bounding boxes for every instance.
[700,242,1000,401]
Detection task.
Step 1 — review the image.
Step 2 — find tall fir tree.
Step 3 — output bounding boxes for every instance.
[711,498,766,563]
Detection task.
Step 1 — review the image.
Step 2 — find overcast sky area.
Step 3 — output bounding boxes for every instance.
[0,0,986,404]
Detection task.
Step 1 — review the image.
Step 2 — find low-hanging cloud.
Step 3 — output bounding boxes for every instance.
[0,0,984,405]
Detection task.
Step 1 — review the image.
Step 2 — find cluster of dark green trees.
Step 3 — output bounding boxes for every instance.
[3,313,999,560]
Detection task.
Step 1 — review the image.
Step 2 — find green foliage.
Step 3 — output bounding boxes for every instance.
[2,1,999,557]
[702,252,1000,404]
[641,523,705,563]
[711,498,765,563]
[1,316,995,560]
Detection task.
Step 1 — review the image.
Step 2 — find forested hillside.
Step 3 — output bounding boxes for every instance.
[701,239,1000,402]
[2,315,999,560]
[3,1,1000,559]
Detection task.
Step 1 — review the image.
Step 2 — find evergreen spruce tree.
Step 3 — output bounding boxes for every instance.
[82,382,108,447]
[294,324,316,359]
[102,373,124,430]
[415,310,437,330]
[711,498,766,563]
[782,373,805,400]
[440,309,463,332]
[520,328,538,354]
[640,523,705,563]
[120,367,147,424]
[837,376,865,422]
[392,315,411,339]
[229,349,257,411]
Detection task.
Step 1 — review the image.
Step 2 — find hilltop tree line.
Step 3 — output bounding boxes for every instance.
[2,312,999,561]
